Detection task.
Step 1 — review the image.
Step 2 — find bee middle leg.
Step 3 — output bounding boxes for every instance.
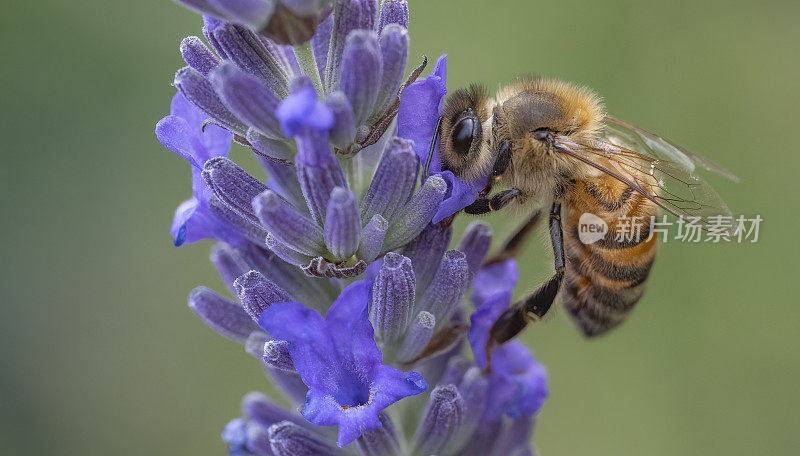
[488,202,565,347]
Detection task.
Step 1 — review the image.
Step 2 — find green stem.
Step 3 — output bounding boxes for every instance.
[293,41,324,94]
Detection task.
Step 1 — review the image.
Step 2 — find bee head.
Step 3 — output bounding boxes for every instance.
[438,84,494,183]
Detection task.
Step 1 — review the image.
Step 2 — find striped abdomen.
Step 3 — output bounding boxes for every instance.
[562,177,658,337]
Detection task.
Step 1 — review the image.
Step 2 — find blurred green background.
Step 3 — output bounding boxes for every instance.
[2,0,799,454]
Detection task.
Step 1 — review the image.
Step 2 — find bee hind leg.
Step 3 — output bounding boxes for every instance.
[487,203,564,348]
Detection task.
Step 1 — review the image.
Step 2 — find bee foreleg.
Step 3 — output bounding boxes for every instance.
[463,188,521,214]
[487,203,565,348]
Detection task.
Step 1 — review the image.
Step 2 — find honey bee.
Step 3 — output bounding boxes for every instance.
[429,78,735,345]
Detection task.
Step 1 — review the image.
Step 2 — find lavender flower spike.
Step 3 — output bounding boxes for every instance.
[159,3,551,453]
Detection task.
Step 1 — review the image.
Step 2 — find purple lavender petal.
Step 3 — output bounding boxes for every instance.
[360,136,419,224]
[210,61,284,139]
[203,157,269,223]
[277,76,334,136]
[323,187,361,260]
[170,198,247,246]
[324,0,379,93]
[471,259,519,308]
[457,220,493,278]
[378,0,409,32]
[156,92,232,169]
[339,30,382,125]
[253,190,325,256]
[487,342,548,421]
[397,54,446,174]
[467,290,513,371]
[325,91,357,148]
[412,384,465,455]
[180,36,220,77]
[207,22,290,97]
[174,66,247,133]
[417,250,470,328]
[188,286,260,343]
[383,174,447,251]
[373,23,408,117]
[401,222,452,294]
[259,281,427,446]
[434,170,484,223]
[368,252,415,343]
[234,270,292,321]
[356,214,388,262]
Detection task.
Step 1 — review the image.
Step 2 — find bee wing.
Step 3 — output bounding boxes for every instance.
[553,119,735,229]
[604,116,740,182]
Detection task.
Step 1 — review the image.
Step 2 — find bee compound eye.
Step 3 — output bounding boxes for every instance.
[452,117,477,156]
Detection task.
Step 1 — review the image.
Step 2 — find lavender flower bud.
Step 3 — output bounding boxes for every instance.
[210,62,284,139]
[268,421,337,456]
[360,137,418,224]
[263,339,296,371]
[355,412,401,456]
[402,222,453,294]
[253,190,326,256]
[326,91,357,148]
[457,220,493,278]
[383,174,447,250]
[234,270,291,321]
[245,331,269,358]
[188,287,260,343]
[266,233,314,266]
[369,252,415,344]
[396,311,435,363]
[324,0,379,93]
[207,22,289,97]
[203,157,269,224]
[357,214,388,263]
[209,195,269,244]
[210,243,249,293]
[324,187,361,260]
[417,250,470,327]
[242,391,304,426]
[373,24,408,118]
[339,30,382,126]
[311,13,333,76]
[413,384,465,455]
[206,0,276,30]
[378,0,409,32]
[439,356,471,388]
[180,36,219,77]
[221,417,248,454]
[174,66,246,133]
[245,421,273,456]
[453,366,488,445]
[294,133,348,225]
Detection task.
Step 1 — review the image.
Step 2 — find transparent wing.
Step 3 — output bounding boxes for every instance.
[553,118,736,229]
[604,116,740,182]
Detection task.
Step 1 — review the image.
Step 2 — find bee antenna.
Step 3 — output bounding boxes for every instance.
[423,116,443,181]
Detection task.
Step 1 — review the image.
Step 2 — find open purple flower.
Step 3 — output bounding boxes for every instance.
[258,280,428,447]
[468,259,549,422]
[156,92,247,246]
[398,54,488,223]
